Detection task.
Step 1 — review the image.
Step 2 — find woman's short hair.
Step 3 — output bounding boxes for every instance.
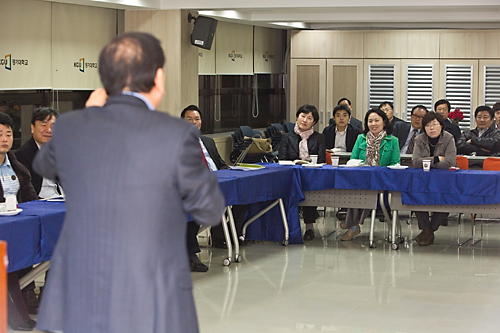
[363,108,392,135]
[421,112,445,129]
[474,105,494,119]
[296,105,319,125]
[333,104,351,117]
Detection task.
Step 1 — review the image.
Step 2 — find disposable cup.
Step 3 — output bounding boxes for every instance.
[422,159,431,172]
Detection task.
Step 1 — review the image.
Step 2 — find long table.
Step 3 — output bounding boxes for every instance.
[3,164,500,274]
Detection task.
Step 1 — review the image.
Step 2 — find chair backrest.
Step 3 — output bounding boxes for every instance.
[483,157,500,171]
[239,126,254,138]
[284,122,295,133]
[456,156,469,170]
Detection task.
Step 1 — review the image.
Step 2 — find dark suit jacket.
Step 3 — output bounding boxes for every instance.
[329,117,363,132]
[389,116,405,127]
[200,136,228,170]
[34,94,225,333]
[15,137,42,195]
[2,151,37,203]
[392,122,422,151]
[278,131,326,163]
[444,119,461,144]
[322,123,361,152]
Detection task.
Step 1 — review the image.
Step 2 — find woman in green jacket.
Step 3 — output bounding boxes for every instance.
[341,108,401,241]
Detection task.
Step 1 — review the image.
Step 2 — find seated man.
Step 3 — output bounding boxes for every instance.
[14,107,60,316]
[457,105,500,156]
[0,113,39,330]
[492,102,500,130]
[329,98,363,131]
[322,104,361,152]
[434,99,461,144]
[379,101,404,127]
[16,107,61,198]
[181,105,247,272]
[393,105,428,154]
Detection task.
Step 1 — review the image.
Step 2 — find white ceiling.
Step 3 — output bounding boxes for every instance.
[45,0,500,30]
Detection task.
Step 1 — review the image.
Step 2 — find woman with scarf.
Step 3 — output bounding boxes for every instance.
[412,112,456,246]
[341,108,400,241]
[278,105,326,241]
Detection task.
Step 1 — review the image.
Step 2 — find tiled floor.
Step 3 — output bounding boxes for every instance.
[14,212,500,332]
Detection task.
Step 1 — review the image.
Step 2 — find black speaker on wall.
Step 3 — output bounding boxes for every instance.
[188,14,218,50]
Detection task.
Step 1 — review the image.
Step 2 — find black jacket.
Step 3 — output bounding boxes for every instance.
[444,119,461,144]
[278,131,326,163]
[389,116,405,127]
[15,137,42,195]
[392,122,422,151]
[457,127,500,156]
[322,123,361,152]
[200,136,229,170]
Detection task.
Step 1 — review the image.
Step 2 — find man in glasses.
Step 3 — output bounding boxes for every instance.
[392,105,428,154]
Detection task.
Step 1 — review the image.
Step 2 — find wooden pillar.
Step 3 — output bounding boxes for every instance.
[124,9,198,116]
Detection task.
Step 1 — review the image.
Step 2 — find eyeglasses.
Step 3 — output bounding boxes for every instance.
[411,114,424,119]
[380,108,392,112]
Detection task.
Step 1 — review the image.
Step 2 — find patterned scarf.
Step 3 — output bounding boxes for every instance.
[294,123,314,161]
[365,130,387,166]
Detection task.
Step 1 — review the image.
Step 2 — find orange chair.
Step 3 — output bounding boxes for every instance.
[483,157,500,171]
[325,151,332,165]
[456,156,469,170]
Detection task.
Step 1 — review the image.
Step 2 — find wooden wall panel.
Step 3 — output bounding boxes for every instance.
[125,10,198,115]
[291,31,363,59]
[440,31,500,59]
[363,31,439,59]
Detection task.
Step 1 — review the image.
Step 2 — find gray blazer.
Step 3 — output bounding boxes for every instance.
[412,131,457,169]
[33,95,225,333]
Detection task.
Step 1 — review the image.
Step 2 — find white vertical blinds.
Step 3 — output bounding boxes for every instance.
[445,65,473,130]
[484,65,500,107]
[368,64,395,110]
[405,64,434,121]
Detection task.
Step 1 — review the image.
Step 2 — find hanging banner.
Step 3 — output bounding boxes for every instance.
[52,3,117,90]
[215,22,253,75]
[0,0,52,90]
[254,26,283,74]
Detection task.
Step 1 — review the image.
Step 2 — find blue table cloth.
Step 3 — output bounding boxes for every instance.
[216,164,304,244]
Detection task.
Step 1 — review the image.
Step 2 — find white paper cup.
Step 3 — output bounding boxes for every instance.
[310,155,318,164]
[5,195,16,211]
[422,159,431,172]
[331,156,340,167]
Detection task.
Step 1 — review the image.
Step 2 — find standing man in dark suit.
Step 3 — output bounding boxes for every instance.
[434,99,461,144]
[393,105,428,154]
[33,32,225,333]
[16,107,60,198]
[181,105,247,266]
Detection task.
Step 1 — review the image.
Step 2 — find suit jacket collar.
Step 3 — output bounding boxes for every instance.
[105,94,152,110]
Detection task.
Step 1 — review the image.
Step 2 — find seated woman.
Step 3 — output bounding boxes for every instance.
[0,114,39,331]
[322,104,362,152]
[412,112,457,246]
[342,108,400,241]
[278,105,325,241]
